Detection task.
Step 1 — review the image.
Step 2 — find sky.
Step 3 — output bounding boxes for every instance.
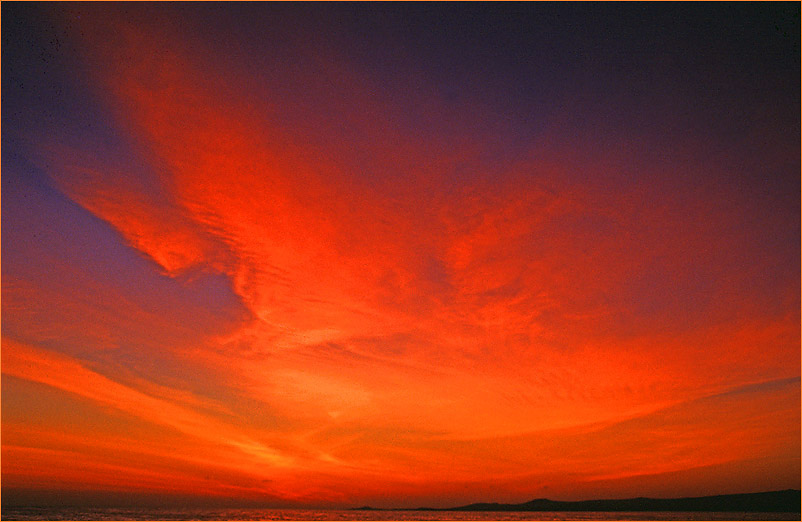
[2,2,800,510]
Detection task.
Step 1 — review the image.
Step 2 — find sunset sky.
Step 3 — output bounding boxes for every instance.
[2,2,800,509]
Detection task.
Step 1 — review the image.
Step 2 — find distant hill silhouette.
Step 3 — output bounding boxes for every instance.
[354,489,800,513]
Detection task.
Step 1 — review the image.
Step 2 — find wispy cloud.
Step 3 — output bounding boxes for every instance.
[2,3,798,506]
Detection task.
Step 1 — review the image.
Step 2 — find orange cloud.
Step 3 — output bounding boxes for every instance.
[3,4,797,507]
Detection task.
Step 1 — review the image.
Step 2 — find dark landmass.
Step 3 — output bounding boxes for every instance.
[353,489,801,513]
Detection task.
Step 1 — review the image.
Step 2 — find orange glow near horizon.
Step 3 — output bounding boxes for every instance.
[2,3,799,509]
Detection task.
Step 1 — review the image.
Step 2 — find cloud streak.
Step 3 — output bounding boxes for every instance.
[2,2,799,507]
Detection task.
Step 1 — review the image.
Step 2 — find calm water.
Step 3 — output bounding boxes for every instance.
[2,508,799,521]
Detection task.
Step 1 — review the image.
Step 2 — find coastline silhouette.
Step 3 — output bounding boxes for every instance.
[354,489,801,513]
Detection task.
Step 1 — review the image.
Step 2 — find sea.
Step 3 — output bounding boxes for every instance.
[1,508,799,521]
